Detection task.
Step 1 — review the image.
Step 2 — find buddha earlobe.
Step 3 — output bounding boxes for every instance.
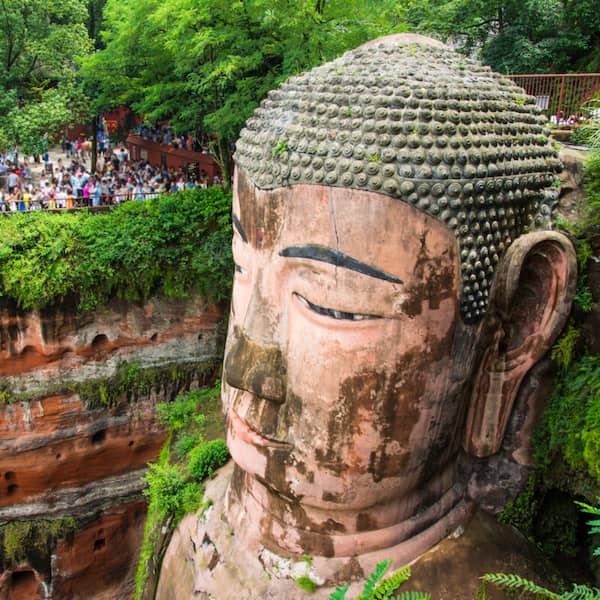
[464,231,577,458]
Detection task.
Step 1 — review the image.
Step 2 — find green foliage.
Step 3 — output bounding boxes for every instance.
[402,0,600,73]
[0,187,232,312]
[358,559,393,599]
[188,439,229,481]
[330,586,351,600]
[273,140,289,156]
[371,566,411,598]
[143,461,203,522]
[481,573,564,599]
[481,573,600,599]
[0,0,93,151]
[135,385,226,600]
[577,502,600,557]
[82,0,402,182]
[2,518,77,564]
[551,324,582,372]
[157,389,210,432]
[330,560,429,600]
[499,474,539,537]
[295,575,318,593]
[537,354,600,481]
[575,278,594,313]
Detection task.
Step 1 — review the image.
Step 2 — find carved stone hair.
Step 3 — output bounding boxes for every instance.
[234,35,561,323]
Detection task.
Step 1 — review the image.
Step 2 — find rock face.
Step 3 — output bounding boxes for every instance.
[156,463,559,600]
[0,293,223,599]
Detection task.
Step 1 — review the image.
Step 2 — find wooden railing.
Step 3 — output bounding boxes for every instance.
[508,73,600,122]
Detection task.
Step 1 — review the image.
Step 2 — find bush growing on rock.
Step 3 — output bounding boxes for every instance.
[0,187,233,311]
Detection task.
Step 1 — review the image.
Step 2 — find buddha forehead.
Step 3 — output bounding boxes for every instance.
[234,34,561,323]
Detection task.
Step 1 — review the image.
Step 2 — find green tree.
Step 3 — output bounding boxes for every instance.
[0,0,93,153]
[82,0,401,186]
[403,0,600,73]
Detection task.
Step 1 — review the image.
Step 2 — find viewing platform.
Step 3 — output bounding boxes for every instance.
[126,134,221,179]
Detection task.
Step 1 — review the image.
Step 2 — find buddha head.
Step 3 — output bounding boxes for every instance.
[222,34,576,563]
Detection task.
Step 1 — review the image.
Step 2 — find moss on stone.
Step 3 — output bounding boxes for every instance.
[1,517,77,567]
[0,359,219,408]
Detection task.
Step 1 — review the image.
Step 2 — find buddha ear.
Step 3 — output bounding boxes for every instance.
[464,231,577,458]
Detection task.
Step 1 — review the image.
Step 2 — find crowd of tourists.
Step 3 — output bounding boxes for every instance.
[0,142,220,212]
[136,124,211,153]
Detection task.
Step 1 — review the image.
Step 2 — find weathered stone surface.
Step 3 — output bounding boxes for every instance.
[0,293,224,598]
[0,294,221,393]
[557,146,589,224]
[0,499,146,600]
[53,500,146,600]
[157,463,559,599]
[235,33,561,321]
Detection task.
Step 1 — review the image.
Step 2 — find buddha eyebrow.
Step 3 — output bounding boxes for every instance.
[279,245,403,284]
[232,214,248,243]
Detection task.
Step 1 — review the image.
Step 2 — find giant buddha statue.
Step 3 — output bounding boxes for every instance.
[157,34,577,599]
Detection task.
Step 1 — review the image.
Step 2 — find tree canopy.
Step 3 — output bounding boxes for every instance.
[4,0,600,163]
[0,0,93,154]
[403,0,600,74]
[81,0,401,182]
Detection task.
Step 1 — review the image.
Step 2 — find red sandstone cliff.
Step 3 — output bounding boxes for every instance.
[0,294,223,599]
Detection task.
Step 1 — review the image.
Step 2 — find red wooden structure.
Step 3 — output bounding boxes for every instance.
[508,73,600,122]
[126,134,220,178]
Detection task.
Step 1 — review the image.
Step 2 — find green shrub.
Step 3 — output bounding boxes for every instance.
[2,518,77,563]
[295,575,318,593]
[135,385,224,600]
[0,187,233,312]
[157,388,209,432]
[143,461,203,522]
[188,439,229,481]
[538,354,600,481]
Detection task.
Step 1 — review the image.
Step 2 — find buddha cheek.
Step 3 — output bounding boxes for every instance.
[285,320,406,479]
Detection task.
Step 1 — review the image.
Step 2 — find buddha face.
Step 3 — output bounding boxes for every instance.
[223,170,479,516]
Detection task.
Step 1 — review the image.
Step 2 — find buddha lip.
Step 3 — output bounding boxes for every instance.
[229,409,291,449]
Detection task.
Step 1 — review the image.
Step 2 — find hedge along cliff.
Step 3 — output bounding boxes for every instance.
[0,188,233,599]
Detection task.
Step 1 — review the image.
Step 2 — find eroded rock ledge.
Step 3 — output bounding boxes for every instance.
[0,293,224,599]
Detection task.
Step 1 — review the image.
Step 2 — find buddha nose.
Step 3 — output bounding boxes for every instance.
[224,328,287,403]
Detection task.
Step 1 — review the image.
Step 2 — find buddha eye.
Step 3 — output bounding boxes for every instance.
[294,293,380,321]
[235,264,246,275]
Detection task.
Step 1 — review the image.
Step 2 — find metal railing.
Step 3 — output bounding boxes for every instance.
[508,73,600,122]
[0,189,203,214]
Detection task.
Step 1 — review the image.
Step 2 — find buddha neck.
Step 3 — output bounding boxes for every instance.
[225,463,472,560]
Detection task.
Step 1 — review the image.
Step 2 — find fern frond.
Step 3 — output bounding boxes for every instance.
[562,583,600,600]
[476,581,490,600]
[575,502,600,517]
[358,560,392,600]
[481,573,562,599]
[394,591,431,600]
[328,585,350,600]
[372,566,411,599]
[575,502,600,537]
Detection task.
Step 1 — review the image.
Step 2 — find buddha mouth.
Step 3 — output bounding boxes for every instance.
[228,408,291,449]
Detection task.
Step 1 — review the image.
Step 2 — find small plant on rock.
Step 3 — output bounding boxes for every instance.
[329,559,430,600]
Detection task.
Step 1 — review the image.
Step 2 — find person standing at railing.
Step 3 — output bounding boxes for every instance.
[83,180,91,206]
[91,181,100,207]
[7,171,17,194]
[99,178,109,205]
[66,187,75,209]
